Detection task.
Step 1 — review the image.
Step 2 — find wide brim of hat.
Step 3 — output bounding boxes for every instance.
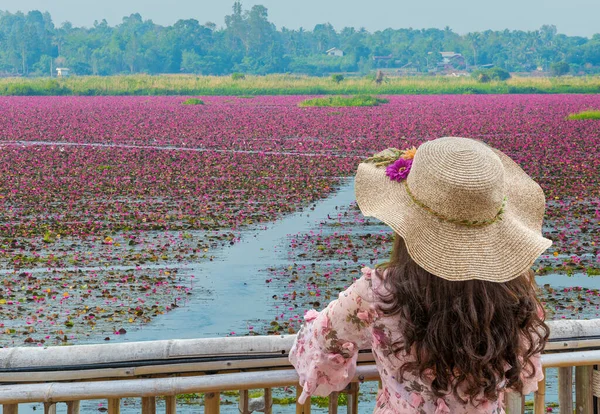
[355,144,552,282]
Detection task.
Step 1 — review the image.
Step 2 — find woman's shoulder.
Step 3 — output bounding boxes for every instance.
[352,266,391,303]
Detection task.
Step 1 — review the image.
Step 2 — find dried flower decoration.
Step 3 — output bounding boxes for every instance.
[364,148,404,167]
[401,146,417,160]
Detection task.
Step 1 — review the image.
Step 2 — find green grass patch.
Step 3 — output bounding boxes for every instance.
[566,110,600,120]
[182,98,205,105]
[587,267,600,276]
[176,393,203,402]
[271,394,348,407]
[313,393,348,407]
[220,390,263,398]
[272,396,297,405]
[2,74,600,96]
[299,95,389,107]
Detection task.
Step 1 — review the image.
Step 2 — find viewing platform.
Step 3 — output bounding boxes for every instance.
[2,318,600,414]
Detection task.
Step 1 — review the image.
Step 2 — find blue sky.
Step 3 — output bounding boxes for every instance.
[1,0,599,37]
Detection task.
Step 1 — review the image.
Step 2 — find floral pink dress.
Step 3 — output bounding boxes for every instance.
[289,267,543,414]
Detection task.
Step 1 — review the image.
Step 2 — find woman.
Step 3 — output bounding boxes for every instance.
[289,137,551,413]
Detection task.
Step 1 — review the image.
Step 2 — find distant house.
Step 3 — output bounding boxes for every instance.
[438,52,466,70]
[325,47,344,57]
[440,52,463,64]
[56,68,70,77]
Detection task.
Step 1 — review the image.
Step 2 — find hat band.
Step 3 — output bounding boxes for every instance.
[403,181,507,228]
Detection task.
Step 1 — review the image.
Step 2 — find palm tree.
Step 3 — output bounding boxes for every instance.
[465,32,481,67]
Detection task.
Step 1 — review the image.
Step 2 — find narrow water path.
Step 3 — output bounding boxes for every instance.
[0,140,349,158]
[108,175,593,344]
[113,180,356,342]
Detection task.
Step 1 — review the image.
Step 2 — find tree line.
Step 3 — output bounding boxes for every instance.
[1,2,599,77]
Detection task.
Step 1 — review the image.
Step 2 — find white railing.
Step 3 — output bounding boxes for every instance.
[2,319,600,414]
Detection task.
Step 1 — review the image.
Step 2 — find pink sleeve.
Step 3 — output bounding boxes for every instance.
[289,267,378,404]
[520,352,544,394]
[520,305,546,394]
[521,306,546,395]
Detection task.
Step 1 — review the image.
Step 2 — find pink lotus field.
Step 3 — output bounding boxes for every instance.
[0,95,598,344]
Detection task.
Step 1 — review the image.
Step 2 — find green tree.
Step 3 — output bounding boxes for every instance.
[0,6,599,77]
[550,61,570,76]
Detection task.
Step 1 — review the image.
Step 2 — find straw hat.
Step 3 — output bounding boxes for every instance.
[355,137,552,282]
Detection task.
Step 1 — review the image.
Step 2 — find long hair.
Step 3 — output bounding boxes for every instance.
[376,234,549,403]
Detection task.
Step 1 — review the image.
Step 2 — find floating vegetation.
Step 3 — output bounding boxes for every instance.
[0,95,598,344]
[566,110,600,120]
[299,95,389,107]
[182,98,205,105]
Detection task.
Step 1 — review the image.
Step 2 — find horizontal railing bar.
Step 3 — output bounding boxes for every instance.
[545,338,600,351]
[541,349,600,367]
[1,349,600,403]
[0,335,296,370]
[2,342,600,384]
[548,335,600,343]
[1,319,599,372]
[7,338,599,375]
[0,354,288,373]
[2,322,600,384]
[0,357,292,383]
[0,353,376,384]
[0,365,379,403]
[546,319,600,341]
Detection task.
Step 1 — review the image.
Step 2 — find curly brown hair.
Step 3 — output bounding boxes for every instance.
[376,234,549,404]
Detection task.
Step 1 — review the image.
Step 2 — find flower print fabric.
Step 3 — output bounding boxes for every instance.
[289,267,544,414]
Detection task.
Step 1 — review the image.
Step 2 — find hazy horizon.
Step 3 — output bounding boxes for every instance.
[1,0,599,37]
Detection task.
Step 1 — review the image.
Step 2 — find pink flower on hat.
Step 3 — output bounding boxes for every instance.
[385,158,413,182]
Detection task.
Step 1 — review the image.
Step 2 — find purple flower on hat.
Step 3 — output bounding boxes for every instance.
[385,158,413,182]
